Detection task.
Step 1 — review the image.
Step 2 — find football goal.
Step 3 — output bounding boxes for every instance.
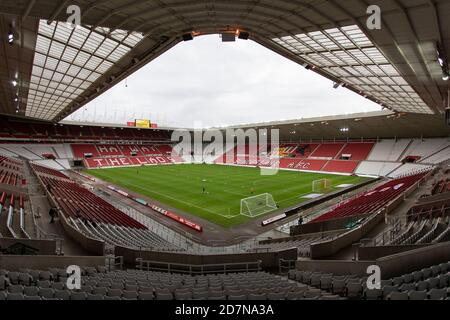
[240,193,278,217]
[312,179,332,193]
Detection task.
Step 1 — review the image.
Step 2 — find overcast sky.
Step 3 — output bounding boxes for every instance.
[65,35,382,128]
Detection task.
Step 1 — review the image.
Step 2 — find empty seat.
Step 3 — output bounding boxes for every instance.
[18,273,33,285]
[0,291,6,300]
[24,295,42,300]
[0,275,7,290]
[8,272,19,284]
[228,294,247,300]
[122,291,139,300]
[107,289,122,297]
[408,290,427,300]
[192,291,209,300]
[7,293,24,300]
[8,285,24,294]
[51,282,65,290]
[39,288,55,299]
[175,291,192,300]
[429,288,447,300]
[416,281,428,291]
[286,291,304,300]
[304,290,321,299]
[438,274,449,288]
[320,295,341,300]
[365,289,382,300]
[54,290,71,300]
[267,292,285,300]
[248,293,266,300]
[320,276,333,290]
[399,283,416,292]
[71,292,87,300]
[346,282,362,298]
[382,285,398,299]
[208,295,226,300]
[426,277,440,289]
[24,286,40,297]
[332,279,346,295]
[139,292,154,300]
[87,294,105,300]
[156,292,173,300]
[93,287,108,295]
[37,280,51,288]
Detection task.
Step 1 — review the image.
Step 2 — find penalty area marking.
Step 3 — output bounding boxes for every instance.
[123,184,238,219]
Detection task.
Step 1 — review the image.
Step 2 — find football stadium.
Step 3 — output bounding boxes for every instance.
[0,0,450,309]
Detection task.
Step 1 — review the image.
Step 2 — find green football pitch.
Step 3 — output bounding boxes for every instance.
[87,164,369,228]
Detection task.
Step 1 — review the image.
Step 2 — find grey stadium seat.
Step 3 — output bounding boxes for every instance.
[51,282,65,290]
[107,289,122,297]
[320,295,341,300]
[192,291,208,300]
[8,272,19,285]
[267,292,285,300]
[139,292,154,300]
[8,285,24,294]
[156,292,173,300]
[365,288,382,300]
[19,273,33,286]
[248,293,266,300]
[7,293,24,300]
[304,290,321,299]
[122,291,139,300]
[416,281,428,292]
[0,275,8,290]
[39,288,55,299]
[37,280,51,288]
[382,285,398,299]
[332,279,346,295]
[388,292,408,300]
[54,290,71,300]
[71,292,87,300]
[24,286,40,297]
[429,288,447,300]
[346,282,362,298]
[228,295,247,300]
[286,291,303,300]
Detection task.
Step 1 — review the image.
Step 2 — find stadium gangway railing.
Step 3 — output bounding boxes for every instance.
[135,258,262,275]
[28,192,64,254]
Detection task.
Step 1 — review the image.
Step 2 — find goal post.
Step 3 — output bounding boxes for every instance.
[312,179,331,193]
[240,193,278,217]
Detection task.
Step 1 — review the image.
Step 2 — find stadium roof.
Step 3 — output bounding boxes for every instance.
[0,0,449,123]
[226,110,450,140]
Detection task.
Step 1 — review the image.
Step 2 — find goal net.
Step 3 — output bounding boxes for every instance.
[240,193,277,217]
[312,179,331,193]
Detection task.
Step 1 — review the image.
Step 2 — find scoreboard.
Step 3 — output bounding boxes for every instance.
[135,119,151,128]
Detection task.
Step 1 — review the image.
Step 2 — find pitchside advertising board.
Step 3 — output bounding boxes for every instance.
[107,186,203,232]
